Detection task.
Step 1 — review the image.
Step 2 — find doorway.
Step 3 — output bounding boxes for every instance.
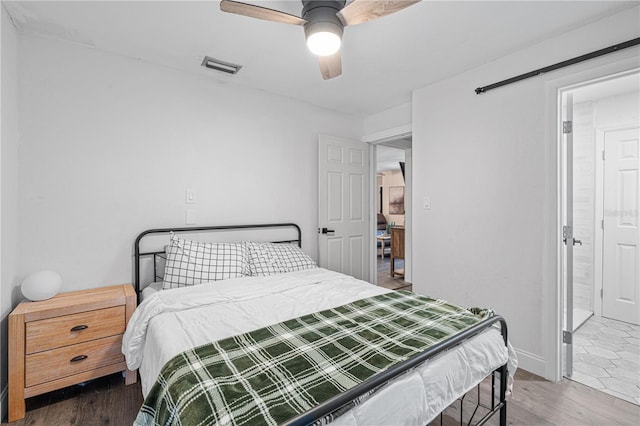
[371,137,412,290]
[560,71,640,404]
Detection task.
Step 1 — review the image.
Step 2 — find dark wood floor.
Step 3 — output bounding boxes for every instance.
[4,368,639,425]
[433,369,640,425]
[377,252,412,291]
[3,373,143,425]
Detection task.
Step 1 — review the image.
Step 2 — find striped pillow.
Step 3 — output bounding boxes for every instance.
[245,242,316,276]
[162,234,248,289]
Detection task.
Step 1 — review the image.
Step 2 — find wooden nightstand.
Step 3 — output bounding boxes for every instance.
[8,284,137,422]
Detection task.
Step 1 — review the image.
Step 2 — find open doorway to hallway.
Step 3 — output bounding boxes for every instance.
[561,71,639,405]
[376,143,411,291]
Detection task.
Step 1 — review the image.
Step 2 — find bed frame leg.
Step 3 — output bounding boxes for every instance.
[498,364,507,426]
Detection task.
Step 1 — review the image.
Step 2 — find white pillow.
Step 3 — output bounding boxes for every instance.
[162,234,248,289]
[245,242,317,276]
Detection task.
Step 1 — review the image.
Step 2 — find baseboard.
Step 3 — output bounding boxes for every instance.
[514,347,545,378]
[0,384,7,423]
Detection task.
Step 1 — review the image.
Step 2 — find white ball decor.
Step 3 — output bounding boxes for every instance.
[21,270,63,301]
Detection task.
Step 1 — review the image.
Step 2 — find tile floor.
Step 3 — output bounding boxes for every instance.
[571,314,640,405]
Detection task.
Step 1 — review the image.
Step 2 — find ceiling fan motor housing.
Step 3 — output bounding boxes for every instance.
[302,0,346,42]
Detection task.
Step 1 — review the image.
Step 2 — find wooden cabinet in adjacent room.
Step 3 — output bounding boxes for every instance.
[390,226,405,278]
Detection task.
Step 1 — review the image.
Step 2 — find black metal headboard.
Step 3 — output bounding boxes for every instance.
[133,223,302,301]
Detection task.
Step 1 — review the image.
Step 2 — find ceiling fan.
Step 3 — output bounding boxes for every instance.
[219,0,421,80]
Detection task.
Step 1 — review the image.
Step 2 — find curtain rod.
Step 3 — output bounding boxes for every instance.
[475,38,640,95]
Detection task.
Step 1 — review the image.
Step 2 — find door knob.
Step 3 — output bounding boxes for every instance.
[320,227,335,235]
[573,238,582,246]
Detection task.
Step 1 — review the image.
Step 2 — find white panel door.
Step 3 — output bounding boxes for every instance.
[603,127,640,325]
[318,135,369,281]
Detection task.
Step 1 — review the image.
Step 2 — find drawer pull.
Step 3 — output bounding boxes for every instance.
[70,355,88,363]
[70,325,88,332]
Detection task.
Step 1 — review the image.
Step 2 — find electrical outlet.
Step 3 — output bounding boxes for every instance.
[423,196,431,210]
[185,209,197,225]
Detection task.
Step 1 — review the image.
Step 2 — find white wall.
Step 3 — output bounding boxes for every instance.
[596,90,640,126]
[0,3,20,419]
[17,34,362,294]
[380,169,405,226]
[411,7,639,377]
[363,102,411,141]
[573,100,596,313]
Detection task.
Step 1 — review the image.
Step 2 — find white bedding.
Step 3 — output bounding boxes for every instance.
[140,281,162,301]
[123,268,515,425]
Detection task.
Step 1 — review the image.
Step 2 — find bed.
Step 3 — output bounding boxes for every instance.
[123,223,516,426]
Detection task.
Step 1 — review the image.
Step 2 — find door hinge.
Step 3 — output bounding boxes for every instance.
[601,219,604,230]
[563,121,573,134]
[602,150,605,161]
[563,330,573,344]
[563,225,572,245]
[601,288,603,299]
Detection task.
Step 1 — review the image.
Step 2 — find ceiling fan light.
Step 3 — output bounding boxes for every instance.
[302,2,344,58]
[307,31,341,56]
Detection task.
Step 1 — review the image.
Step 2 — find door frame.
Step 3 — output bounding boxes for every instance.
[561,91,575,378]
[545,58,640,382]
[362,125,412,285]
[594,128,605,318]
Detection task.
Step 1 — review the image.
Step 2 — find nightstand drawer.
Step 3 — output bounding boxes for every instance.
[25,306,125,354]
[25,335,124,387]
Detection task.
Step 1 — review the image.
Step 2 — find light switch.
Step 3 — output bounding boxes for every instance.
[185,189,196,204]
[185,209,197,225]
[423,196,431,210]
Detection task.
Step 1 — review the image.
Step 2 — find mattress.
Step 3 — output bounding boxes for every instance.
[123,268,515,425]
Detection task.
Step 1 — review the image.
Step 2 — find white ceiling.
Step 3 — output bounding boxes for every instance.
[4,1,638,116]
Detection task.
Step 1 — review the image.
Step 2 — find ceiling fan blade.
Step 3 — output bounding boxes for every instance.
[337,0,420,26]
[319,52,342,80]
[220,0,306,26]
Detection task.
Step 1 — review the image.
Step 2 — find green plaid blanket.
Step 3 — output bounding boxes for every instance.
[135,291,491,426]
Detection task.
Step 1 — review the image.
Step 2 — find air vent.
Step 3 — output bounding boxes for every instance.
[201,56,242,75]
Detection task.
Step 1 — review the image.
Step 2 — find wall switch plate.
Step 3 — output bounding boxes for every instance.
[185,189,196,204]
[185,209,197,225]
[423,196,431,210]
